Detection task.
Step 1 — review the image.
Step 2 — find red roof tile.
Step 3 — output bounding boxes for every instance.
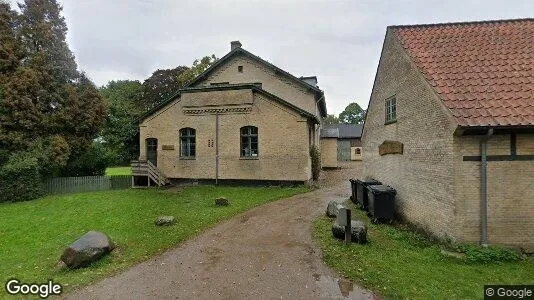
[392,19,534,127]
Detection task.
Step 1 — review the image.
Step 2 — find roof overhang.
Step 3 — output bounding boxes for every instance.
[455,125,534,136]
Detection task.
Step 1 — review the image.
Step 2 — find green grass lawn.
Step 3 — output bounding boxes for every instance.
[105,166,131,176]
[313,203,534,299]
[0,185,308,296]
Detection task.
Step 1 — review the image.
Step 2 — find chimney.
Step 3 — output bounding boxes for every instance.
[230,41,242,51]
[300,76,318,87]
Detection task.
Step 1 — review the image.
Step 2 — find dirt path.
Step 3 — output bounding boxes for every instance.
[68,162,374,299]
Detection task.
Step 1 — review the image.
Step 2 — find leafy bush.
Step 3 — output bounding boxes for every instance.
[59,142,111,177]
[457,244,521,263]
[310,145,321,181]
[0,153,44,203]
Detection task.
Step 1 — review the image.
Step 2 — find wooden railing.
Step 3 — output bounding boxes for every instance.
[131,160,170,187]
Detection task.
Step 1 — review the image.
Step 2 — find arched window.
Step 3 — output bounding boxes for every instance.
[240,126,258,157]
[180,128,196,158]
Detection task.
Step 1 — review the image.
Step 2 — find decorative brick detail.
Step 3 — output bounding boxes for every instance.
[378,140,403,156]
[183,107,252,115]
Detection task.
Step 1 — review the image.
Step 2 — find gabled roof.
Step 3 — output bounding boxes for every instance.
[136,83,320,124]
[391,18,534,127]
[184,46,327,118]
[321,124,363,138]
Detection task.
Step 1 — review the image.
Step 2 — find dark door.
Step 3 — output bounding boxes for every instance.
[337,139,351,161]
[146,138,158,166]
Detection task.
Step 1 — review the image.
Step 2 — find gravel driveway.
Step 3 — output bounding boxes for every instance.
[68,162,375,299]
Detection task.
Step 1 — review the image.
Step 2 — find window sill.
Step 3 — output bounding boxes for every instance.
[384,120,397,125]
[180,157,196,160]
[240,157,259,160]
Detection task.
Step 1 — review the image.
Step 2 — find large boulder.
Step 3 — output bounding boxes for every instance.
[155,216,176,226]
[326,201,345,218]
[332,220,368,244]
[60,231,115,269]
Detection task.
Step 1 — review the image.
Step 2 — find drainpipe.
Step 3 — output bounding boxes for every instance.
[215,112,219,185]
[480,128,494,246]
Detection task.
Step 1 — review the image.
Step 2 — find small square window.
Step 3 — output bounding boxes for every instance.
[238,66,243,73]
[385,96,397,124]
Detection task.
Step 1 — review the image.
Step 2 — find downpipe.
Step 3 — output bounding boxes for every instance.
[480,128,494,246]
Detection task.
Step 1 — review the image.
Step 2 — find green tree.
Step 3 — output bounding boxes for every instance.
[142,66,188,110]
[17,0,107,156]
[18,0,78,81]
[177,54,218,86]
[1,0,107,180]
[0,2,23,80]
[338,102,366,124]
[323,114,340,125]
[100,80,144,165]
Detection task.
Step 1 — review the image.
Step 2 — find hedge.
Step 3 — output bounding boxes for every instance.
[0,155,45,203]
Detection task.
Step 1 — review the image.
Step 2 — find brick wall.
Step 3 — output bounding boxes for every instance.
[454,134,534,249]
[320,138,337,168]
[363,29,534,249]
[362,30,458,239]
[193,54,319,117]
[139,88,312,182]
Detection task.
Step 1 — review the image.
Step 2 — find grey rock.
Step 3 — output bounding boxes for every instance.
[155,216,176,226]
[60,231,115,269]
[215,197,229,206]
[326,201,344,218]
[332,220,368,244]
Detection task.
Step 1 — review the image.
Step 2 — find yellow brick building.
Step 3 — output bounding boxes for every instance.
[362,19,534,249]
[136,41,326,184]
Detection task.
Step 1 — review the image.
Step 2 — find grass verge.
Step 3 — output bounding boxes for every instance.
[104,166,131,176]
[312,202,534,299]
[0,185,308,295]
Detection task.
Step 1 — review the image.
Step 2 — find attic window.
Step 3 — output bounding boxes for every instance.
[385,96,397,124]
[238,66,243,73]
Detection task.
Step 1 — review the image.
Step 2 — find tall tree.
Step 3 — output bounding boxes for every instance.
[16,0,107,156]
[0,2,23,80]
[0,3,42,154]
[100,80,144,165]
[323,114,340,125]
[339,102,366,124]
[177,54,218,86]
[142,66,188,110]
[18,0,77,81]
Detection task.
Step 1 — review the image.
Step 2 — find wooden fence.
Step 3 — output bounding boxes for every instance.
[44,175,131,195]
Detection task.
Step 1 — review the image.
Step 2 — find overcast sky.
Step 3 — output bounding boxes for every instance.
[9,0,534,115]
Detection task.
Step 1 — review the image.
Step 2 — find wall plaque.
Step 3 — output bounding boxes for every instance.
[379,140,403,156]
[162,145,175,150]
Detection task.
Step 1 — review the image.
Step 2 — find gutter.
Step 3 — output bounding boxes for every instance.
[480,128,494,246]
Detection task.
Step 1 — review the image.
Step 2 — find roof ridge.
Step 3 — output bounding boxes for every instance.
[388,17,534,30]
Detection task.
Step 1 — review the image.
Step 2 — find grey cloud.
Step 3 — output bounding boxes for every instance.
[13,0,534,114]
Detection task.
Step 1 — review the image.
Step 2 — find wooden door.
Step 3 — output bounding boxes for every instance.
[146,138,158,166]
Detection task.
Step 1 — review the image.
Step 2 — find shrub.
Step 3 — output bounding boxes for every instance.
[0,153,44,203]
[457,244,521,263]
[310,145,321,181]
[59,142,111,176]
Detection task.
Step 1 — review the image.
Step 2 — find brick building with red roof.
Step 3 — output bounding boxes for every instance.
[362,19,534,249]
